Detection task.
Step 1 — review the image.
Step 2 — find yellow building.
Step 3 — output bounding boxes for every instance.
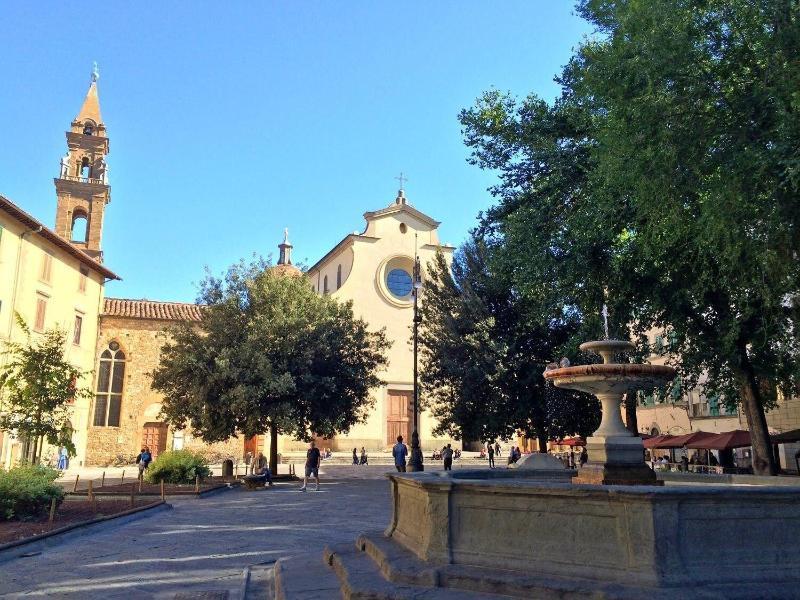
[303,189,456,451]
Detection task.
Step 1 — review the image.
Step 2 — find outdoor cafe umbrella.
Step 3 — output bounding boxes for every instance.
[687,429,751,450]
[559,437,586,447]
[643,434,675,449]
[770,429,800,444]
[656,431,718,449]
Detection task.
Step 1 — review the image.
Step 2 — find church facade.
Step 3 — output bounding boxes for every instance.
[1,71,459,468]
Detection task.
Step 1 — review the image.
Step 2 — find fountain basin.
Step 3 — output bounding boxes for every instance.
[543,363,676,396]
[383,472,800,598]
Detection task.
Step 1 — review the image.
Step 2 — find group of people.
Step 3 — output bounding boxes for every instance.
[352,447,369,465]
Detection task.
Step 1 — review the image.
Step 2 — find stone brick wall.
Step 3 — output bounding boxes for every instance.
[85,315,244,465]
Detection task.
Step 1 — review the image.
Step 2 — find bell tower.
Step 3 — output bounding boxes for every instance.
[54,63,111,261]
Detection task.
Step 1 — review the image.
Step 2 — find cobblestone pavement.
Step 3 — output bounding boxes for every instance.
[2,465,465,599]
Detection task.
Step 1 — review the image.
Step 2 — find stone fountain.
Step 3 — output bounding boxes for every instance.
[274,337,800,599]
[544,339,675,485]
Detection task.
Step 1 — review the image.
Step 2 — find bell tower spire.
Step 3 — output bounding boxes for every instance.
[54,64,111,261]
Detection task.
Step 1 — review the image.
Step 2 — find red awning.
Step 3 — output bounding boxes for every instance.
[552,437,586,447]
[643,434,675,449]
[687,429,751,450]
[771,429,800,444]
[656,431,719,449]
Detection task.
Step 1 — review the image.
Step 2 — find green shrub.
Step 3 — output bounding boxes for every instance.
[0,464,64,521]
[144,450,211,484]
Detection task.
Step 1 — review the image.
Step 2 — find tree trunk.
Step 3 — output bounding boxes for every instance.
[268,422,279,475]
[735,351,777,476]
[537,432,548,453]
[624,393,639,435]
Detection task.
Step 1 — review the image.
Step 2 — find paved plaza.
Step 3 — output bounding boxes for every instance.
[0,465,447,599]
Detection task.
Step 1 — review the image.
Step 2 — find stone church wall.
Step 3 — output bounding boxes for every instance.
[85,315,243,466]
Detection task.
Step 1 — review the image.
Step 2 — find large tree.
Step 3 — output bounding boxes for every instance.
[151,259,390,473]
[0,317,90,464]
[418,239,599,451]
[460,1,800,474]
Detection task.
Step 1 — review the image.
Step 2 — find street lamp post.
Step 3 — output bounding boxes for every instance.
[408,256,424,472]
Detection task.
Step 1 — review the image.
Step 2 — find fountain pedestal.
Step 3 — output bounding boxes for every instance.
[545,340,675,486]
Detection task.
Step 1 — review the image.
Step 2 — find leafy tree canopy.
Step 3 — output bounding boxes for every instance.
[419,240,600,450]
[151,258,390,470]
[459,0,800,473]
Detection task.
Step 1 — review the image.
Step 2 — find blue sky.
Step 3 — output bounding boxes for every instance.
[0,2,591,302]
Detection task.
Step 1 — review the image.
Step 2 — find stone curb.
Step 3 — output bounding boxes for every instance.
[67,482,239,497]
[0,500,172,565]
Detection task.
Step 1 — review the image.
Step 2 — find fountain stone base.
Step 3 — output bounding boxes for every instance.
[380,472,800,598]
[575,434,662,485]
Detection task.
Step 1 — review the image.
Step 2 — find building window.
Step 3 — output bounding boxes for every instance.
[40,252,53,283]
[336,265,342,289]
[386,268,413,298]
[93,341,125,427]
[34,297,47,331]
[79,266,89,293]
[83,123,94,135]
[323,275,329,294]
[79,157,91,180]
[73,315,83,345]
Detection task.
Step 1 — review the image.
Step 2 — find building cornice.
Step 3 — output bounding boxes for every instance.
[0,194,120,280]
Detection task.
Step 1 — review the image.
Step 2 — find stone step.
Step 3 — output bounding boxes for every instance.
[273,554,342,600]
[325,542,514,600]
[357,532,681,600]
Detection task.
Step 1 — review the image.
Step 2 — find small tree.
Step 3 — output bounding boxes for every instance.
[0,317,90,464]
[151,258,390,473]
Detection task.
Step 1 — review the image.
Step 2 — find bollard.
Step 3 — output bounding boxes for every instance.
[88,480,97,512]
[160,479,165,501]
[139,478,142,492]
[48,497,57,524]
[101,471,106,487]
[73,474,80,492]
[121,470,125,485]
[194,474,200,494]
[130,482,135,508]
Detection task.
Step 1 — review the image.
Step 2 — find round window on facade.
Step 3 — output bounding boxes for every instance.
[386,268,413,298]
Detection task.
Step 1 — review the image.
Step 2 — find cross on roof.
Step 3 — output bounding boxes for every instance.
[395,172,408,191]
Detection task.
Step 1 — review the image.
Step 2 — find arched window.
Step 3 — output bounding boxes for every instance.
[93,341,125,427]
[336,264,342,289]
[83,123,94,135]
[323,275,329,294]
[79,157,91,181]
[71,211,88,243]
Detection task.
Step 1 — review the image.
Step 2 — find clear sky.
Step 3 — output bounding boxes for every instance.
[0,2,591,302]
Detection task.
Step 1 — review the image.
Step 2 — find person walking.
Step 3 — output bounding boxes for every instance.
[579,447,588,466]
[487,443,495,469]
[136,446,152,481]
[495,442,501,457]
[360,447,368,465]
[352,447,358,465]
[442,443,454,471]
[392,435,408,472]
[299,440,321,491]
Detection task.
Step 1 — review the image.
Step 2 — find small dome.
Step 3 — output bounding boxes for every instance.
[271,263,302,277]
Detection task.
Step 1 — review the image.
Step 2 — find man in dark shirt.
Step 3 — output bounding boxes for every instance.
[300,440,321,492]
[487,443,495,469]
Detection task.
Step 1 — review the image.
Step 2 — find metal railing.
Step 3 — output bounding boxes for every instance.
[58,174,105,185]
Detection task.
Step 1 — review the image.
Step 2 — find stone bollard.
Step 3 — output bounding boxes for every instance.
[129,482,136,508]
[48,497,57,524]
[160,480,165,501]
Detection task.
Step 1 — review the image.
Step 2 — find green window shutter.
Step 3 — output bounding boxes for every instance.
[709,394,720,417]
[655,335,664,353]
[670,375,682,401]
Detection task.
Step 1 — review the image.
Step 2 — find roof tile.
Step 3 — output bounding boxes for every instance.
[103,297,203,322]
